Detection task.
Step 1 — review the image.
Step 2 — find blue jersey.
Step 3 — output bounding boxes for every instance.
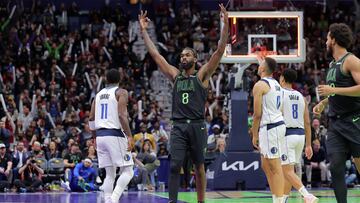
[73,162,96,183]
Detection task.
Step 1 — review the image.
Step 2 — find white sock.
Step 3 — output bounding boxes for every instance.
[283,195,289,203]
[298,186,310,197]
[273,196,283,203]
[111,166,134,202]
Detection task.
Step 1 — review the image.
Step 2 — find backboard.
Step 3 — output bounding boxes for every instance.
[221,11,305,64]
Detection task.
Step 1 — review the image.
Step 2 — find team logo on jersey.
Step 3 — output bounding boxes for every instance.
[124,154,131,161]
[270,147,278,154]
[281,154,288,161]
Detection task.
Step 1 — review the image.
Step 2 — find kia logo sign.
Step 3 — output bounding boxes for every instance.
[222,161,260,171]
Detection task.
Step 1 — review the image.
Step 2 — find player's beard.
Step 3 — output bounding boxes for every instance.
[327,44,334,58]
[180,60,195,70]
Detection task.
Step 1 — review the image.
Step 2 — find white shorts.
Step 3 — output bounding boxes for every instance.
[259,123,286,159]
[281,134,305,165]
[96,136,134,168]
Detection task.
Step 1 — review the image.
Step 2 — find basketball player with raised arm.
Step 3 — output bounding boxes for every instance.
[252,55,285,203]
[279,68,318,203]
[89,69,134,203]
[139,4,228,203]
[314,23,360,203]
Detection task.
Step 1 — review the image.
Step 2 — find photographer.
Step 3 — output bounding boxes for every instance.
[13,156,44,192]
[0,143,12,192]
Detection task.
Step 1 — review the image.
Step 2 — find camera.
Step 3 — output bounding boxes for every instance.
[31,160,36,164]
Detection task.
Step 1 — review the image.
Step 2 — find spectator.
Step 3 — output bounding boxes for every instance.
[62,143,82,190]
[13,155,44,193]
[0,118,11,149]
[150,120,168,147]
[45,141,61,160]
[311,118,327,145]
[157,143,169,157]
[215,138,226,153]
[28,141,45,159]
[131,152,153,191]
[345,158,358,187]
[304,139,328,188]
[137,141,160,174]
[80,123,93,146]
[0,143,12,192]
[61,138,75,158]
[61,158,98,192]
[12,142,28,179]
[54,123,66,142]
[86,145,97,161]
[133,123,156,152]
[207,124,227,151]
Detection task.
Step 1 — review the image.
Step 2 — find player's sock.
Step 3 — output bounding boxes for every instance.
[282,194,289,203]
[169,159,182,202]
[104,167,116,201]
[111,166,134,202]
[329,152,347,203]
[298,186,310,197]
[272,196,283,203]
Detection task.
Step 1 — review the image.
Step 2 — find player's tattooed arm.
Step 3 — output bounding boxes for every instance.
[138,10,179,82]
[303,97,313,159]
[312,98,328,115]
[319,56,360,97]
[198,4,229,83]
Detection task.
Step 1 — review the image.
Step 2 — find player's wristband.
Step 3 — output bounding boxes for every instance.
[89,121,96,130]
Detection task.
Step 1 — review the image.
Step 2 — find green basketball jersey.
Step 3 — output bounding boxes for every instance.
[171,71,207,120]
[326,52,360,116]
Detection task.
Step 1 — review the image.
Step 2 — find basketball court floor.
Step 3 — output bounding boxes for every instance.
[0,189,359,203]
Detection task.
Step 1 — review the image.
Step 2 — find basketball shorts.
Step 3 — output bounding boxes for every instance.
[280,128,305,165]
[326,113,360,157]
[170,120,207,165]
[259,121,286,159]
[96,132,134,168]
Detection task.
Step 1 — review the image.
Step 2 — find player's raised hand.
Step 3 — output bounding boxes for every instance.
[256,52,265,64]
[219,4,228,25]
[138,10,150,31]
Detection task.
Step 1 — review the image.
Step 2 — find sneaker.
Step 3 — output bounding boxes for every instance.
[60,180,71,192]
[19,187,27,193]
[96,176,102,184]
[137,184,144,191]
[304,194,319,203]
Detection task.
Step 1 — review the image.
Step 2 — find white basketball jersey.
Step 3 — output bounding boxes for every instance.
[260,78,284,126]
[95,86,122,130]
[282,88,305,129]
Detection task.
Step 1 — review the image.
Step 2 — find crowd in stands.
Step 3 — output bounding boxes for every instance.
[0,0,359,193]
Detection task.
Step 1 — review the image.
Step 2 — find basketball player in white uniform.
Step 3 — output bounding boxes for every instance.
[252,56,286,203]
[279,69,318,203]
[89,69,134,203]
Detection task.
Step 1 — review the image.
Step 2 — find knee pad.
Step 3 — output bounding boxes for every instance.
[170,160,182,174]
